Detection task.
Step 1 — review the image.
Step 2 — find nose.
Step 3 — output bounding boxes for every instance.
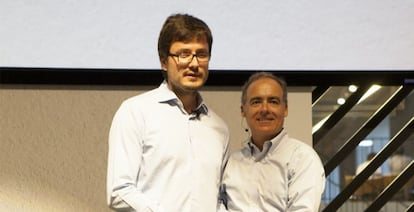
[260,102,269,113]
[188,55,200,66]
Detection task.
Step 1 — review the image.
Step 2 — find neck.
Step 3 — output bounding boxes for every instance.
[252,140,264,151]
[178,92,198,114]
[168,83,199,114]
[251,128,284,151]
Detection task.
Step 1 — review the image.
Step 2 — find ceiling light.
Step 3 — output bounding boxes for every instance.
[337,97,346,105]
[348,85,357,93]
[359,139,373,147]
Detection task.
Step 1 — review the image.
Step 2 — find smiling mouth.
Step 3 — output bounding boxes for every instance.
[185,73,200,77]
[257,116,274,121]
[184,74,202,81]
[256,120,275,126]
[258,120,273,123]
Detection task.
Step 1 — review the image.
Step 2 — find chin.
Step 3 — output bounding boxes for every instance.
[258,127,280,134]
[184,81,203,89]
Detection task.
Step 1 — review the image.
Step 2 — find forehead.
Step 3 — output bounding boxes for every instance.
[246,78,283,98]
[169,39,209,51]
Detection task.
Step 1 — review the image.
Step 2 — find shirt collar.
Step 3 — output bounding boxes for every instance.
[247,128,287,161]
[157,81,208,116]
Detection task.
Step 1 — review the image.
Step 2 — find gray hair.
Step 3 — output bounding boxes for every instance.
[241,72,288,105]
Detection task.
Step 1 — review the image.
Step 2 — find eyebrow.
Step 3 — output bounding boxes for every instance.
[249,96,281,102]
[249,97,262,101]
[175,48,208,52]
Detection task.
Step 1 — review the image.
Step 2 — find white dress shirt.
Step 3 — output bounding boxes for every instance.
[222,129,325,212]
[107,81,230,212]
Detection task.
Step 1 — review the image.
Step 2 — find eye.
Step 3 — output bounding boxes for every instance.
[269,98,280,104]
[196,52,209,58]
[178,51,192,58]
[250,99,261,106]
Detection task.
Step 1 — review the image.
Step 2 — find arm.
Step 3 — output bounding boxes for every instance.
[287,146,326,212]
[107,102,163,211]
[217,133,230,212]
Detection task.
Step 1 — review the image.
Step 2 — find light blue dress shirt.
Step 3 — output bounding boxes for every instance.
[221,129,325,212]
[107,81,230,212]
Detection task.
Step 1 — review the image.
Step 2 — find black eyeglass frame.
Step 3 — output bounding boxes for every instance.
[168,52,210,64]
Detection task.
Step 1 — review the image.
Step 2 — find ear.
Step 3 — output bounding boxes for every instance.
[241,105,246,117]
[160,59,168,71]
[284,104,289,117]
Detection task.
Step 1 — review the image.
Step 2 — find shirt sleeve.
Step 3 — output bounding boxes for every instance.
[286,146,326,212]
[106,102,164,212]
[217,128,230,211]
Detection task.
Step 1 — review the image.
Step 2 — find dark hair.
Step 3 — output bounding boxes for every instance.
[158,14,213,69]
[241,72,288,106]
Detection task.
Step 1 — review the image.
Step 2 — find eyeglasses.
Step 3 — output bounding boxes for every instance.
[168,51,210,64]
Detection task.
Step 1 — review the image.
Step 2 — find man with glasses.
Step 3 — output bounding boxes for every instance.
[107,14,230,212]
